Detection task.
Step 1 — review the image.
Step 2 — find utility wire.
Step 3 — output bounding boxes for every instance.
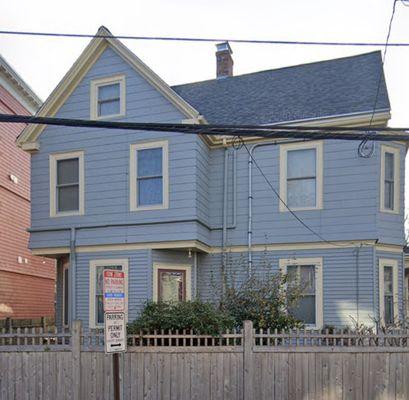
[358,0,398,157]
[2,114,409,141]
[1,29,409,47]
[240,139,369,248]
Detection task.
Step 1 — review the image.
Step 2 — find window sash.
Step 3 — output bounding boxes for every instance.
[56,158,80,212]
[157,269,186,302]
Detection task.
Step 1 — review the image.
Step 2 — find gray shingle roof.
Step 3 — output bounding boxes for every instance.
[172,51,390,125]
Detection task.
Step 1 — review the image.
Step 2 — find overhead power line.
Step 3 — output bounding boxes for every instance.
[2,114,409,142]
[1,29,409,47]
[358,0,399,157]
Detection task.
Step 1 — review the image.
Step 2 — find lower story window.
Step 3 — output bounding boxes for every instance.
[89,259,128,328]
[379,259,398,326]
[153,264,191,302]
[280,258,323,329]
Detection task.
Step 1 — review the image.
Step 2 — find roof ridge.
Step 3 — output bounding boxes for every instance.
[172,50,382,88]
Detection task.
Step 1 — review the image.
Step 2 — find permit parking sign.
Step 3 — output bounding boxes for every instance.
[103,270,125,312]
[104,312,127,353]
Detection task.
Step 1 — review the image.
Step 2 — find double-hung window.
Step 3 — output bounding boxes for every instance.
[280,258,323,329]
[89,259,128,328]
[379,259,398,326]
[380,145,400,213]
[50,151,84,217]
[90,75,125,119]
[279,141,323,211]
[153,264,191,302]
[130,141,169,211]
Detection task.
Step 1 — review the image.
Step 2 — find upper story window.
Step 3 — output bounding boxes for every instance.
[380,145,400,213]
[379,259,398,326]
[279,141,323,211]
[90,75,125,120]
[280,257,323,329]
[129,141,169,211]
[153,264,191,302]
[49,151,84,217]
[89,259,128,328]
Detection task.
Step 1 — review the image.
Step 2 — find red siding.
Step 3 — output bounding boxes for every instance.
[0,84,55,319]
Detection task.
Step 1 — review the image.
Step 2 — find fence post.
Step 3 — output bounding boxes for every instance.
[243,320,254,400]
[72,320,82,400]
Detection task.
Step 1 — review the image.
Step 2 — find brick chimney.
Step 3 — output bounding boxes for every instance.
[216,42,233,78]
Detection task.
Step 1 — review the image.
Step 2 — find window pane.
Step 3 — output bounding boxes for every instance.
[384,295,394,325]
[384,266,393,295]
[300,265,315,295]
[95,265,122,325]
[159,271,185,302]
[58,185,79,212]
[57,158,79,185]
[287,178,316,208]
[137,148,163,177]
[289,296,316,325]
[384,181,394,210]
[138,177,163,206]
[99,99,120,116]
[98,83,120,101]
[385,152,394,181]
[287,149,316,179]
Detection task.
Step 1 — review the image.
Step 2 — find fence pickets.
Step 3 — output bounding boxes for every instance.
[1,320,409,399]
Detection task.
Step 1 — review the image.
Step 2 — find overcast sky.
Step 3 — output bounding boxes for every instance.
[2,0,409,212]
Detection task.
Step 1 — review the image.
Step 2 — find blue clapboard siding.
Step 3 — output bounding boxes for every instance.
[197,247,376,327]
[75,249,151,330]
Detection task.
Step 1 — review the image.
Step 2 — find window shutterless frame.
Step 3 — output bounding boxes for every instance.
[379,258,399,326]
[279,257,323,329]
[129,140,169,211]
[49,151,84,217]
[152,263,191,302]
[90,74,126,120]
[279,141,323,212]
[380,145,400,214]
[88,258,129,329]
[157,269,187,302]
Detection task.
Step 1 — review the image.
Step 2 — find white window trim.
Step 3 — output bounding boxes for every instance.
[129,140,169,211]
[49,151,85,217]
[379,258,399,326]
[89,258,129,329]
[279,257,323,329]
[152,263,192,302]
[90,74,126,120]
[380,145,400,214]
[279,141,323,212]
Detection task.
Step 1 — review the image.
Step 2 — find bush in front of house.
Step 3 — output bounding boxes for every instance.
[127,299,235,335]
[220,273,303,331]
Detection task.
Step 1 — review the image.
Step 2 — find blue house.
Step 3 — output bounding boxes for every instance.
[17,27,406,330]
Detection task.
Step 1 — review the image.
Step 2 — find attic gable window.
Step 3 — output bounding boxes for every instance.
[90,75,126,120]
[129,141,169,211]
[279,141,323,211]
[380,145,400,213]
[49,151,84,217]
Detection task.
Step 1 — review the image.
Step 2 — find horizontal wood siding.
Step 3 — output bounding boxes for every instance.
[197,247,375,327]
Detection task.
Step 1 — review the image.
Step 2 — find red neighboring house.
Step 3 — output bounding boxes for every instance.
[0,55,55,321]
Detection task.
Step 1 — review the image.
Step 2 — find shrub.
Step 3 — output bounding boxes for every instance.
[220,274,303,331]
[128,299,234,335]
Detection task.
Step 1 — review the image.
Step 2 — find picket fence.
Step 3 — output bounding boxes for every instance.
[1,320,409,400]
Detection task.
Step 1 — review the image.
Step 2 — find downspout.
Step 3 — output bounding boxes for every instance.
[354,244,362,325]
[193,251,198,298]
[69,227,77,326]
[221,143,229,291]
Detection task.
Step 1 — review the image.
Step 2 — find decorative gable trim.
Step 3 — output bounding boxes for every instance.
[16,26,202,151]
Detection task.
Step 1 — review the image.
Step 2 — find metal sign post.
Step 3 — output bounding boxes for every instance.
[103,269,126,400]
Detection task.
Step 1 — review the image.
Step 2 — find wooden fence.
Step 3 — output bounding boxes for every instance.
[1,320,409,399]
